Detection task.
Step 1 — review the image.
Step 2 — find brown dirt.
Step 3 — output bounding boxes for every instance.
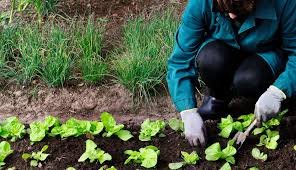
[1,120,296,170]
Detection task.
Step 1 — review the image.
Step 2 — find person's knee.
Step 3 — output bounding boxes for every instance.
[233,70,265,97]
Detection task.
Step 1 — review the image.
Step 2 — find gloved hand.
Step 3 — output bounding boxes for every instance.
[180,108,207,146]
[255,85,286,122]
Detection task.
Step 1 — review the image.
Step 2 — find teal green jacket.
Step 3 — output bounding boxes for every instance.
[167,0,296,112]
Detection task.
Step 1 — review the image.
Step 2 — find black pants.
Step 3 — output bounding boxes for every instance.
[196,41,274,100]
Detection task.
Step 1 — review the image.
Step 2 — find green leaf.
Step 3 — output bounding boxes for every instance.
[205,143,222,161]
[220,162,231,170]
[29,121,46,142]
[181,151,199,164]
[219,124,233,138]
[168,162,185,169]
[44,116,60,128]
[89,121,104,135]
[257,135,267,147]
[22,153,32,160]
[30,160,38,167]
[139,119,166,141]
[168,118,184,132]
[99,153,112,164]
[66,167,76,170]
[225,156,235,164]
[221,144,237,159]
[78,140,111,164]
[100,112,116,130]
[253,127,266,135]
[251,148,267,162]
[0,117,26,141]
[293,145,296,151]
[115,130,133,141]
[0,141,13,162]
[249,167,260,170]
[238,114,255,128]
[124,146,159,168]
[41,145,48,152]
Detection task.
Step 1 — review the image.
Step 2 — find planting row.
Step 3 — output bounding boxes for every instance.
[0,110,293,169]
[0,9,178,96]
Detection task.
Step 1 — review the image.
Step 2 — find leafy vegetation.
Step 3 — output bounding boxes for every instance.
[205,140,237,165]
[78,140,112,164]
[0,141,13,168]
[139,119,166,141]
[219,162,231,170]
[168,151,199,169]
[99,166,117,170]
[168,118,184,132]
[124,145,160,168]
[22,145,50,167]
[0,117,26,142]
[257,130,280,150]
[100,112,133,141]
[251,148,267,162]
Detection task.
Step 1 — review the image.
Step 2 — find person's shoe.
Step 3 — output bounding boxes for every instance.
[198,95,229,120]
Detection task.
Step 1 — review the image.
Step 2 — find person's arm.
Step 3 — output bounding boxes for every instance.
[255,0,296,122]
[273,0,296,96]
[166,0,208,112]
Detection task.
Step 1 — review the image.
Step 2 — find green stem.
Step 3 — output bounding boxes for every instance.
[9,0,16,24]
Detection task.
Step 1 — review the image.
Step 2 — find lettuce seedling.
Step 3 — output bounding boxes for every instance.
[22,145,50,167]
[251,148,267,162]
[139,119,166,141]
[0,141,14,168]
[218,115,243,138]
[124,145,160,168]
[205,140,237,164]
[99,166,117,170]
[219,162,231,170]
[29,116,60,143]
[237,114,255,129]
[0,117,26,142]
[100,112,133,141]
[257,129,279,150]
[168,151,199,169]
[50,118,104,138]
[78,140,112,164]
[168,118,184,132]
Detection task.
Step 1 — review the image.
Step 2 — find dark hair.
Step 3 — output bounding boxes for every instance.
[216,0,256,15]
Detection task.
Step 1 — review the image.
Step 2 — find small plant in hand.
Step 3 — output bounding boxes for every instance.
[168,118,184,132]
[124,145,160,168]
[168,151,199,169]
[22,145,50,167]
[205,140,237,165]
[0,141,14,168]
[0,117,26,142]
[139,119,166,141]
[78,140,112,164]
[251,148,267,162]
[100,112,133,141]
[29,116,60,143]
[257,129,280,150]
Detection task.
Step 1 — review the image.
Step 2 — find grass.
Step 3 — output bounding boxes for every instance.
[75,17,108,84]
[16,25,42,84]
[112,9,179,99]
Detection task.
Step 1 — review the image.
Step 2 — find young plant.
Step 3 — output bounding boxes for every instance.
[205,140,237,165]
[168,151,199,169]
[257,129,279,150]
[78,140,112,164]
[168,118,184,132]
[99,166,117,170]
[251,148,267,162]
[124,145,160,168]
[218,115,243,138]
[139,119,166,141]
[29,116,60,143]
[100,112,133,141]
[249,167,260,170]
[220,162,231,170]
[237,114,255,129]
[0,141,14,168]
[0,117,26,142]
[22,145,50,167]
[50,118,103,138]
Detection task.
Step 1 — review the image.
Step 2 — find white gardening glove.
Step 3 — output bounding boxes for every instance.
[255,85,286,123]
[180,108,207,146]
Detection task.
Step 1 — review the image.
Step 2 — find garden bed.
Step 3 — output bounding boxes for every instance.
[1,118,296,170]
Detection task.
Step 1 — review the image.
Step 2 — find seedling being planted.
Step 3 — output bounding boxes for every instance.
[168,118,184,132]
[0,141,14,168]
[168,151,199,169]
[0,117,26,142]
[205,140,237,165]
[124,145,160,168]
[139,119,166,141]
[251,148,267,162]
[78,140,112,164]
[100,112,133,141]
[22,145,50,167]
[257,129,279,150]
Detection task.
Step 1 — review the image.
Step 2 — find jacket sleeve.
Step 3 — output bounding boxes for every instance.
[166,0,207,112]
[273,0,296,97]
